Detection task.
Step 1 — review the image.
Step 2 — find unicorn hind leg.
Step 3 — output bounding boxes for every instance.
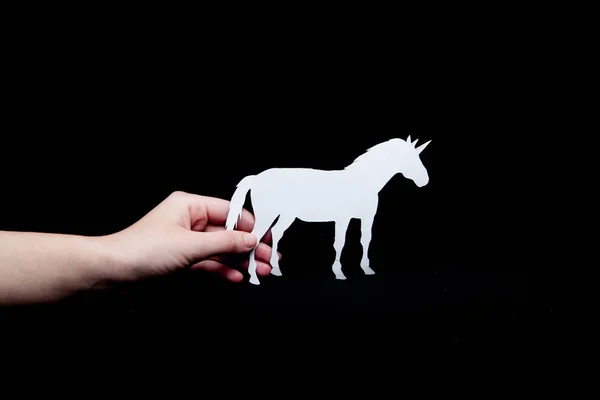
[268,215,295,276]
[247,214,277,285]
[360,214,376,275]
[332,219,351,280]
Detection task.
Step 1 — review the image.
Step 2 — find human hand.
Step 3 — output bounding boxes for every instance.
[104,191,277,283]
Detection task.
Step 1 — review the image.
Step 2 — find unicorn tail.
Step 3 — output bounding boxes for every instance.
[225,175,256,230]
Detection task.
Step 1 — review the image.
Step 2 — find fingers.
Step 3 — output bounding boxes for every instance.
[203,258,271,277]
[262,229,273,245]
[207,239,276,278]
[255,241,280,264]
[191,260,244,283]
[190,258,272,283]
[200,258,272,277]
[204,225,273,244]
[211,242,276,266]
[170,191,273,243]
[239,259,272,276]
[201,196,256,232]
[204,225,281,264]
[172,192,257,233]
[184,229,257,261]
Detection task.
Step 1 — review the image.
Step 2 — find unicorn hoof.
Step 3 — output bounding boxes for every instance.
[335,274,347,280]
[249,276,260,285]
[363,267,376,275]
[271,269,282,276]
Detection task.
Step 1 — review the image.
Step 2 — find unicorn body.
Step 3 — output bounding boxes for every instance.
[226,136,431,285]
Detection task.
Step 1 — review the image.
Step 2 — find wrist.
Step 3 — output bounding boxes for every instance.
[84,234,132,289]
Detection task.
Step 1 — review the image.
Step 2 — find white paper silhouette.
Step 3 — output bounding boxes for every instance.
[226,136,431,285]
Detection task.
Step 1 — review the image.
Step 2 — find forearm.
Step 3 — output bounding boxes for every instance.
[0,231,122,306]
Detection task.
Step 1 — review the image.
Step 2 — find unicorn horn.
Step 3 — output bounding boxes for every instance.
[416,140,431,154]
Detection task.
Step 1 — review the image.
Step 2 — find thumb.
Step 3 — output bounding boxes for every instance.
[184,229,258,260]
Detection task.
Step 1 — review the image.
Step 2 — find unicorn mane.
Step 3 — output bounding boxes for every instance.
[345,137,418,171]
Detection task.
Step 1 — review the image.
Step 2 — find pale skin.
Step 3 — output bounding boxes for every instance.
[0,191,277,306]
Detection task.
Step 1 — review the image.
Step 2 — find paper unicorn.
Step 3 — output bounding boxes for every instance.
[226,136,431,285]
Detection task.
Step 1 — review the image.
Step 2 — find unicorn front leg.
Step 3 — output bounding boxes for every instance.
[360,214,376,275]
[332,219,350,280]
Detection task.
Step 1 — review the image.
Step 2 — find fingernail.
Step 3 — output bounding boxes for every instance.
[244,233,257,247]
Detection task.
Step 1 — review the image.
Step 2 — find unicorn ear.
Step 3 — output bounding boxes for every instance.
[416,140,431,154]
[406,135,412,145]
[412,138,419,147]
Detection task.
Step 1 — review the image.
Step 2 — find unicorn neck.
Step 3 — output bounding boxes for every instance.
[344,162,398,193]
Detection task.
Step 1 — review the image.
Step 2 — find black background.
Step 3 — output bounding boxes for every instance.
[0,14,547,359]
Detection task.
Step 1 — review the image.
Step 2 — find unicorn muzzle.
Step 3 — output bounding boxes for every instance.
[416,176,429,187]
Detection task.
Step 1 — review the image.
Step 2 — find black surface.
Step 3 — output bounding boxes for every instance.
[0,25,543,355]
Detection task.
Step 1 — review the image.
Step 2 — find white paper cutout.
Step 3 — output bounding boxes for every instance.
[226,136,431,285]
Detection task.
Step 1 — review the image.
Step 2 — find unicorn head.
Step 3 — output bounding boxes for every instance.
[345,136,432,189]
[397,135,431,187]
